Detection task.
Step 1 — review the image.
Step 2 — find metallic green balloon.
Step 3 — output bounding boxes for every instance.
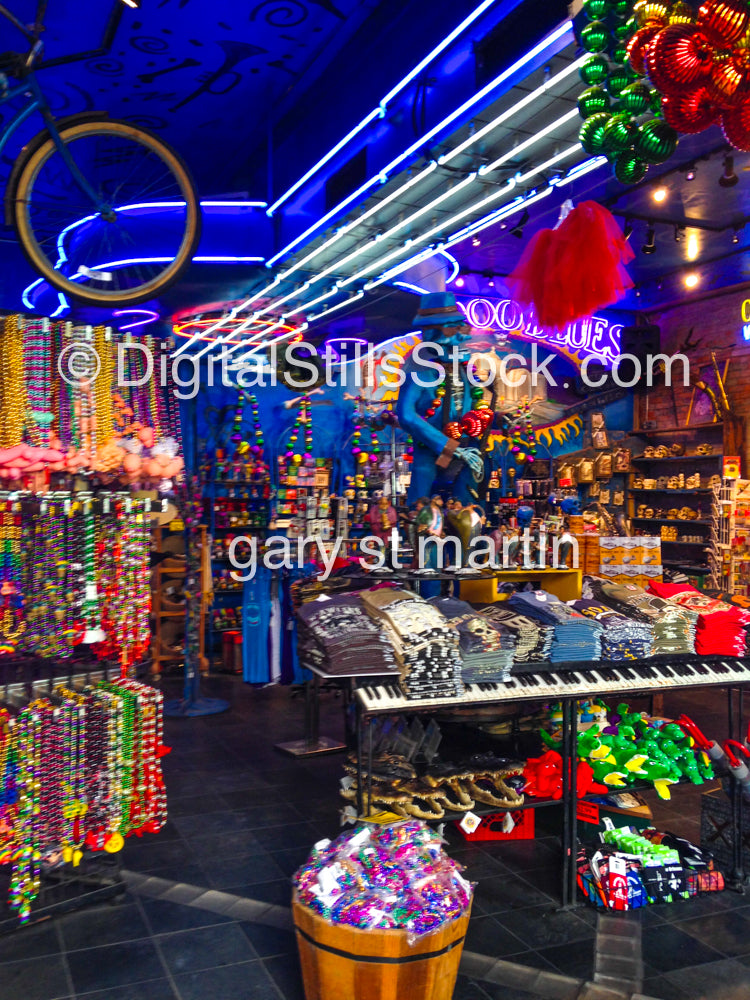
[580,54,610,85]
[579,112,611,154]
[614,151,648,184]
[611,42,629,63]
[578,86,611,119]
[619,81,651,114]
[635,119,678,164]
[602,112,637,152]
[606,68,631,97]
[614,20,634,41]
[583,0,611,17]
[581,20,610,52]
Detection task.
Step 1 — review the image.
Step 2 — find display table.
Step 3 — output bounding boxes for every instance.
[353,655,750,907]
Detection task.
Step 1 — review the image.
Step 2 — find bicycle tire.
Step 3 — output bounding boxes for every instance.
[12,118,201,306]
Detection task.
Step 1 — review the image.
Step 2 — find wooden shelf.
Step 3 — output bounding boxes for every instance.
[630,488,711,495]
[635,423,723,436]
[631,517,710,525]
[631,454,721,463]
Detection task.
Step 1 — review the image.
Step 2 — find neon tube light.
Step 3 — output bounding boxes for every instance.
[479,108,580,175]
[313,171,476,285]
[267,58,579,285]
[265,20,574,266]
[440,57,586,165]
[113,308,160,331]
[267,0,496,216]
[393,281,430,294]
[307,290,365,324]
[439,250,460,284]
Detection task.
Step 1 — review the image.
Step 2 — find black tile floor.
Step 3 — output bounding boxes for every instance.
[1,676,750,999]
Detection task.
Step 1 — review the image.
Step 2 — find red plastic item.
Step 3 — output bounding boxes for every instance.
[458,809,535,842]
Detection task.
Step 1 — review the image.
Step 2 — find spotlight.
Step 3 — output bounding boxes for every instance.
[684,272,700,288]
[471,236,481,247]
[510,208,530,239]
[719,155,739,188]
[733,227,741,244]
[623,219,633,240]
[488,278,495,288]
[652,186,668,203]
[641,224,656,255]
[120,0,141,6]
[685,165,696,181]
[674,225,684,243]
[456,276,465,288]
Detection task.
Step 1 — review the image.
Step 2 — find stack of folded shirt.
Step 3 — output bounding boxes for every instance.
[648,581,750,656]
[427,597,516,683]
[473,602,554,664]
[360,588,464,700]
[508,590,602,663]
[584,576,697,656]
[296,593,399,676]
[567,599,653,660]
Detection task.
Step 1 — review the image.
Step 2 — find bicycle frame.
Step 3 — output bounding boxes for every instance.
[0,73,107,212]
[0,0,125,213]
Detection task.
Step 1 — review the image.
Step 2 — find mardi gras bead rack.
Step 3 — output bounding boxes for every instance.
[0,664,168,927]
[0,491,154,671]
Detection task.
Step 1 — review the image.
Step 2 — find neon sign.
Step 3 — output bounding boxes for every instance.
[457,297,623,369]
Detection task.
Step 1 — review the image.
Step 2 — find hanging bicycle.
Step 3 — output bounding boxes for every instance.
[0,1,201,306]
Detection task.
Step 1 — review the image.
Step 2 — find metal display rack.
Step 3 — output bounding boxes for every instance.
[0,657,126,933]
[353,657,750,908]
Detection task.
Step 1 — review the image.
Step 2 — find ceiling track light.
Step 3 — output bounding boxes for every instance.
[685,164,696,181]
[719,155,739,188]
[623,219,633,240]
[641,224,657,255]
[120,0,141,7]
[674,225,684,243]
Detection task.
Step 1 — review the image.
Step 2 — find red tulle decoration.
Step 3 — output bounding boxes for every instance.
[627,24,662,75]
[646,25,715,93]
[661,88,721,131]
[699,0,750,46]
[506,202,634,332]
[722,101,750,149]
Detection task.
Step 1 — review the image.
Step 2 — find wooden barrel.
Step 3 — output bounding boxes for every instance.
[292,891,471,1000]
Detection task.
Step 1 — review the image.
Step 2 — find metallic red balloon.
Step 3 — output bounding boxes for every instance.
[626,23,661,74]
[661,87,721,131]
[646,24,714,94]
[722,102,750,150]
[699,0,750,47]
[706,52,747,108]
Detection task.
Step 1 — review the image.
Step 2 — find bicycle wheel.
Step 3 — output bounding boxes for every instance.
[13,119,201,306]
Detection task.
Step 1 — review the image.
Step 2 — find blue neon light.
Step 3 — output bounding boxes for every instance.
[393,281,430,295]
[266,0,496,217]
[266,20,575,268]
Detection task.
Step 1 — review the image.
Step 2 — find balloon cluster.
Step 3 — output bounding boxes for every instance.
[504,400,538,464]
[578,0,679,183]
[443,406,493,441]
[631,0,750,150]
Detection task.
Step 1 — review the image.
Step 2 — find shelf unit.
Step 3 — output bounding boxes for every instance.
[627,422,723,582]
[205,476,272,671]
[150,524,207,678]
